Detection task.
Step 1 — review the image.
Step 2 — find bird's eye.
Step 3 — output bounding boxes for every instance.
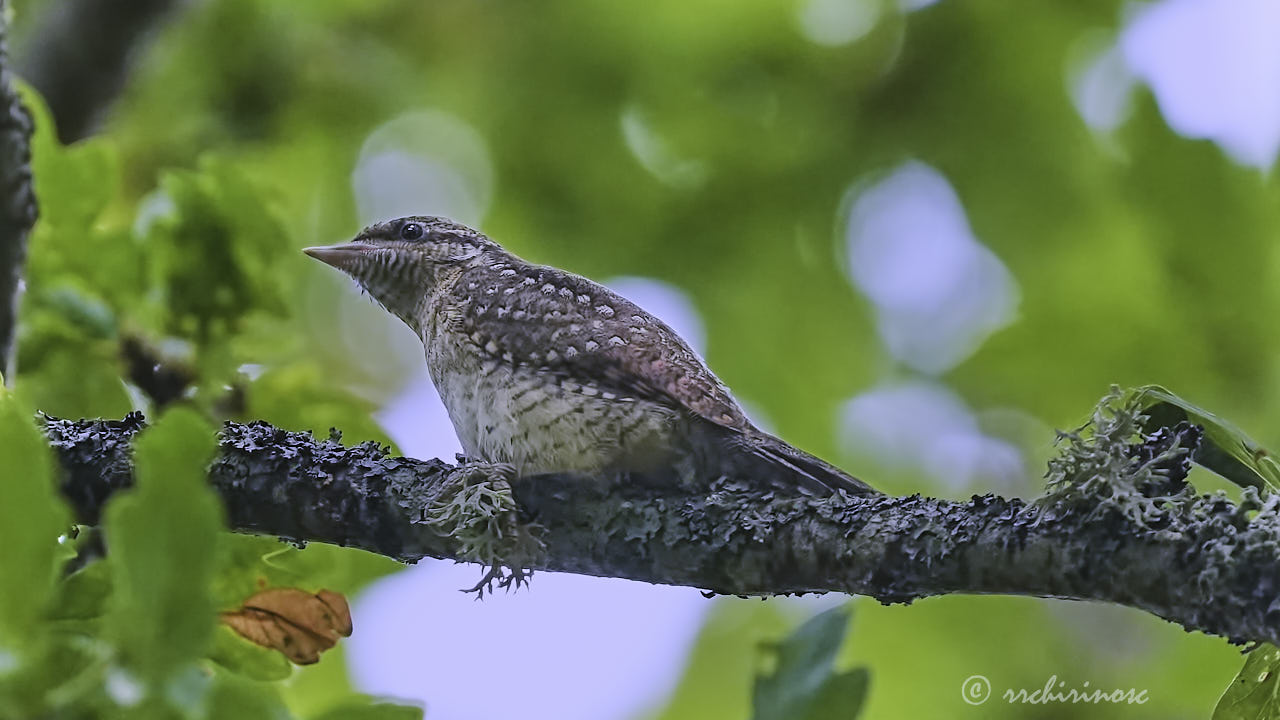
[400,222,425,241]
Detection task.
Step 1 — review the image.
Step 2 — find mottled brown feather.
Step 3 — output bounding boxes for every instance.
[443,255,755,434]
[322,215,873,495]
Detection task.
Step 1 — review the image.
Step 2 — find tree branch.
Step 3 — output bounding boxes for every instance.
[41,410,1280,648]
[0,1,38,383]
[14,0,180,142]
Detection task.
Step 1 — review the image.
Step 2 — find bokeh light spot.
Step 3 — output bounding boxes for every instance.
[796,0,880,47]
[1068,33,1137,133]
[839,381,1025,492]
[1121,0,1280,169]
[620,105,709,190]
[843,161,1018,375]
[352,109,494,226]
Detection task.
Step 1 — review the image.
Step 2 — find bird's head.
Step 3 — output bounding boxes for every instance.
[304,216,498,329]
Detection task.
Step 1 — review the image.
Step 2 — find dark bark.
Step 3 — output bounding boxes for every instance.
[0,3,37,383]
[41,413,1280,648]
[15,0,180,142]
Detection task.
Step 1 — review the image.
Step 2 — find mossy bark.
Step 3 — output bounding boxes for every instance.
[41,410,1280,647]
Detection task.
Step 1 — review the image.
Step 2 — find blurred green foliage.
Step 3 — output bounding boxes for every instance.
[0,400,416,718]
[750,605,868,720]
[105,409,221,691]
[3,0,1277,717]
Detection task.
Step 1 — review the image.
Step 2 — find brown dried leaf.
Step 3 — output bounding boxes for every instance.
[219,588,353,665]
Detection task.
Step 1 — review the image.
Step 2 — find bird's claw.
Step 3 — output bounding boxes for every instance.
[424,461,543,597]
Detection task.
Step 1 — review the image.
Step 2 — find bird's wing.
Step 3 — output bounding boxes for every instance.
[446,259,875,496]
[447,261,754,432]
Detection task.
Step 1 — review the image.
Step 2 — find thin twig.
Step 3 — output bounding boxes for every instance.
[0,0,38,383]
[15,0,180,142]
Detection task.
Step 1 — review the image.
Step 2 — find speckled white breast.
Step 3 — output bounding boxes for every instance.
[424,332,678,476]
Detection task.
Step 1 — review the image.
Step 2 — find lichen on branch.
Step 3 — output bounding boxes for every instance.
[1042,386,1205,529]
[38,388,1280,647]
[415,461,545,596]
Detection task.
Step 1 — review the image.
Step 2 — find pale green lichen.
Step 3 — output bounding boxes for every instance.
[1041,386,1201,535]
[421,463,544,596]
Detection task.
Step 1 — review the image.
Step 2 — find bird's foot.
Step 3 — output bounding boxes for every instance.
[462,562,534,599]
[423,461,544,597]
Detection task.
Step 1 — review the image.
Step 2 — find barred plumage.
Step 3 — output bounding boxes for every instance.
[305,216,873,496]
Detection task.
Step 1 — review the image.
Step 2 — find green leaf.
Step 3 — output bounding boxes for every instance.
[311,700,424,720]
[38,285,119,340]
[1129,385,1280,492]
[208,625,293,682]
[49,560,113,622]
[654,599,790,720]
[251,541,403,596]
[14,342,134,420]
[211,534,400,616]
[808,669,870,719]
[240,364,393,448]
[143,157,293,349]
[0,395,68,647]
[752,605,869,720]
[207,671,295,720]
[104,408,224,687]
[278,643,361,718]
[209,534,400,713]
[1213,645,1280,720]
[21,83,120,232]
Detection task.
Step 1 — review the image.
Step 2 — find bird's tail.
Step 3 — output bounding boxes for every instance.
[729,430,876,496]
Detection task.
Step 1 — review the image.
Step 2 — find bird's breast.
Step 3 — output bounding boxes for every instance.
[425,336,679,476]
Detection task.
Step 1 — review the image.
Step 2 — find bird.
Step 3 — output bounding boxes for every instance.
[304,216,873,497]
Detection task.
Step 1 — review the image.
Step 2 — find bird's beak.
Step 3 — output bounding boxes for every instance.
[303,243,366,271]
